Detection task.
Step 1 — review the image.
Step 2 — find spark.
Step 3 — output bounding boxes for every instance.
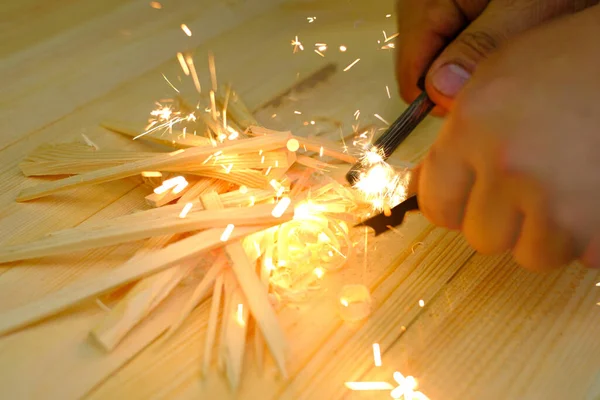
[185,55,202,93]
[220,224,235,242]
[391,372,425,399]
[150,1,162,9]
[385,32,399,42]
[310,120,315,125]
[272,197,291,218]
[340,298,349,307]
[343,58,361,71]
[161,74,180,93]
[374,113,390,126]
[354,109,360,120]
[291,35,304,53]
[81,134,99,150]
[261,155,266,163]
[386,85,391,99]
[363,147,385,164]
[386,13,391,18]
[319,146,324,157]
[271,113,277,118]
[172,180,189,194]
[179,202,194,218]
[286,138,300,152]
[313,267,325,279]
[265,166,272,175]
[141,171,162,178]
[153,176,187,194]
[314,49,325,57]
[294,110,302,115]
[180,24,192,36]
[228,131,239,140]
[381,43,396,50]
[383,30,388,41]
[345,382,394,391]
[176,52,190,76]
[307,16,316,23]
[418,299,425,307]
[236,304,245,326]
[316,43,327,51]
[239,185,248,194]
[339,45,347,52]
[372,343,382,367]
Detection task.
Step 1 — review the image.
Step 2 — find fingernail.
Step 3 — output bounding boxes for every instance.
[431,63,471,97]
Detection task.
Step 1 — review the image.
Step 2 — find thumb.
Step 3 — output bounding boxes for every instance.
[425,1,556,109]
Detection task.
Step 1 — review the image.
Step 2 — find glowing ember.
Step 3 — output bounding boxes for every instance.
[180,24,192,36]
[239,185,248,194]
[339,45,347,52]
[220,224,235,242]
[418,299,425,307]
[150,1,162,9]
[343,58,361,72]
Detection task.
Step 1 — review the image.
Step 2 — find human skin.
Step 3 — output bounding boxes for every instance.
[397,3,600,270]
[395,0,599,113]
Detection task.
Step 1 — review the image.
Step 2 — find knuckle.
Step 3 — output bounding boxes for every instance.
[455,31,500,60]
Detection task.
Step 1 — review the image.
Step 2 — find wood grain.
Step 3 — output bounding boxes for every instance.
[1,1,599,400]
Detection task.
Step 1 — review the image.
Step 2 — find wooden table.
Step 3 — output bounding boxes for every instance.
[1,1,600,399]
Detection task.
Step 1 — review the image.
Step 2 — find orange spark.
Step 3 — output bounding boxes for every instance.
[180,24,192,36]
[176,52,190,76]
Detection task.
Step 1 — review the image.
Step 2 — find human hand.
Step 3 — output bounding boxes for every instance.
[416,5,600,270]
[395,0,599,112]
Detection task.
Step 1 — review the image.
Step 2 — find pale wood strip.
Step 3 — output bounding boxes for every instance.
[0,224,271,336]
[17,132,290,201]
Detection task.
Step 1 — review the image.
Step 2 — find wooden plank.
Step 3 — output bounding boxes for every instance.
[16,132,290,201]
[0,224,273,336]
[0,0,287,150]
